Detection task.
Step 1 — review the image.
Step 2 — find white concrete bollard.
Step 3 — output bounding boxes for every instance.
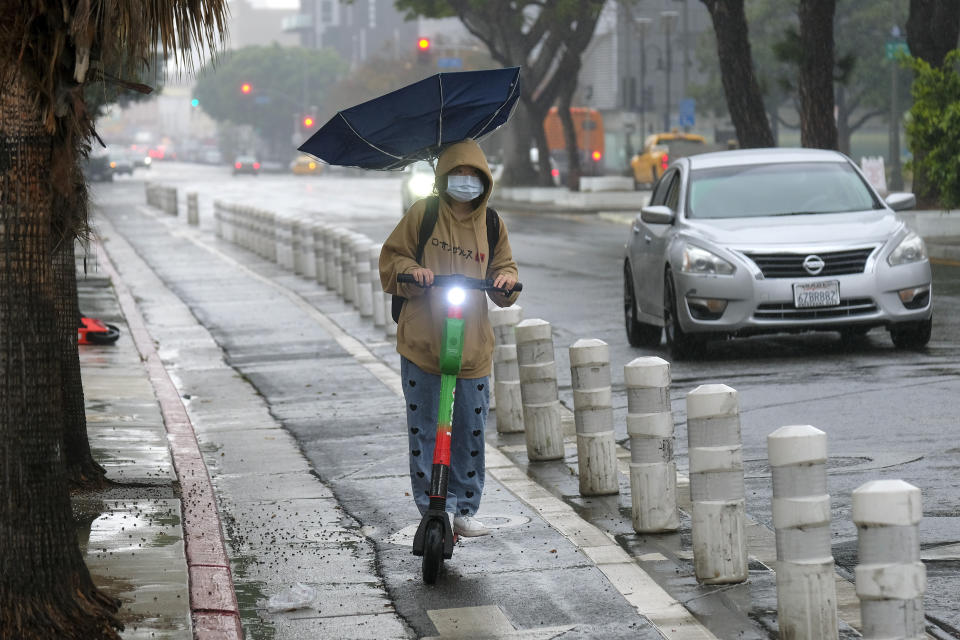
[489,305,524,434]
[515,319,564,461]
[624,357,679,533]
[325,227,339,291]
[370,243,385,327]
[264,211,277,262]
[290,218,304,275]
[187,192,199,226]
[768,425,838,640]
[275,216,294,271]
[686,384,748,584]
[354,237,374,318]
[569,339,619,496]
[313,223,327,285]
[853,480,926,640]
[330,228,345,294]
[383,291,397,337]
[340,232,356,303]
[214,200,223,239]
[299,219,317,279]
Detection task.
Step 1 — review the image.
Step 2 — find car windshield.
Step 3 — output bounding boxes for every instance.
[687,161,881,219]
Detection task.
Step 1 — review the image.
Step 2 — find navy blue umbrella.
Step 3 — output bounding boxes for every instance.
[298,67,521,170]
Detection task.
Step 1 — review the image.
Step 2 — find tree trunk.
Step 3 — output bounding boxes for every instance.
[700,0,775,148]
[906,0,960,205]
[797,0,838,150]
[836,86,851,155]
[500,101,540,187]
[558,87,583,192]
[53,230,107,490]
[0,61,121,640]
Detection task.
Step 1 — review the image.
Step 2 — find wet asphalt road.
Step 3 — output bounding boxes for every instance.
[91,164,960,637]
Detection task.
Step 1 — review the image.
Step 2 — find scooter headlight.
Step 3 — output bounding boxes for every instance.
[887,231,927,266]
[409,174,435,198]
[446,287,466,306]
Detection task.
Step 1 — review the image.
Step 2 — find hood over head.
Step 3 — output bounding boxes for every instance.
[435,139,494,211]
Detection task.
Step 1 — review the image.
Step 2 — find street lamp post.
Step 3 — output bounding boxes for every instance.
[661,11,678,131]
[635,17,652,145]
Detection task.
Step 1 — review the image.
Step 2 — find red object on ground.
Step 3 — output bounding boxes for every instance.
[78,316,121,345]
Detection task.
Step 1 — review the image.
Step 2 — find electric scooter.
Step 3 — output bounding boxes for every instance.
[397,273,522,584]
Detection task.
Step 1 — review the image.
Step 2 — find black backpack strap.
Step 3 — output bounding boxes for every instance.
[415,196,440,264]
[486,206,500,260]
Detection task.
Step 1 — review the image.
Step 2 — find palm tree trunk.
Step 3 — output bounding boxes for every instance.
[0,59,121,640]
[53,229,107,490]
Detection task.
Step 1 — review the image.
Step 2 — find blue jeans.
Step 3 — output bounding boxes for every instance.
[400,357,488,517]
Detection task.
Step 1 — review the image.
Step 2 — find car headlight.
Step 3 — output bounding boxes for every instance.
[887,231,927,266]
[408,174,435,198]
[680,243,735,275]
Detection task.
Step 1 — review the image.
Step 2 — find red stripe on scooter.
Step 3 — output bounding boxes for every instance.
[433,430,452,465]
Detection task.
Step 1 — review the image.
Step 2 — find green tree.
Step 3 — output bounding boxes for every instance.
[0,2,227,638]
[396,0,604,186]
[905,50,960,208]
[194,45,345,159]
[906,0,960,205]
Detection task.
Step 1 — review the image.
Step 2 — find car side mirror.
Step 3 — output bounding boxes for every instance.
[885,192,916,211]
[641,205,675,225]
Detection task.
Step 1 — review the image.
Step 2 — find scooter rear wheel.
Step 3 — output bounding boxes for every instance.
[421,519,445,584]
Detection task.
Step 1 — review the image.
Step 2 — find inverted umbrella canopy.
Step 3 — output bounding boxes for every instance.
[298,67,521,170]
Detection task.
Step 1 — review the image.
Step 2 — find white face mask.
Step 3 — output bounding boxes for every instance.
[446,174,484,202]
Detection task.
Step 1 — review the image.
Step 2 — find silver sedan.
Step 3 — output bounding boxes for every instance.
[623,148,933,359]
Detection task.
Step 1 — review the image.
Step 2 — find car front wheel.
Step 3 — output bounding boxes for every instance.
[889,317,932,349]
[624,264,662,348]
[664,268,704,360]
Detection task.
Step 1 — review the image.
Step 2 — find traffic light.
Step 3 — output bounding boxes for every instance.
[240,82,252,95]
[190,98,199,108]
[417,37,432,65]
[302,115,315,130]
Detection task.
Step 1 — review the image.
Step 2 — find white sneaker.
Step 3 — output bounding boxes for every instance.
[454,514,491,537]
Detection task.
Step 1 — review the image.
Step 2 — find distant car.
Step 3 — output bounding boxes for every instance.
[84,155,113,182]
[630,132,710,188]
[291,154,323,176]
[623,148,933,359]
[109,153,134,176]
[401,161,436,213]
[233,155,260,176]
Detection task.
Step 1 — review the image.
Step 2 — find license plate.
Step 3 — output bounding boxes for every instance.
[793,280,840,308]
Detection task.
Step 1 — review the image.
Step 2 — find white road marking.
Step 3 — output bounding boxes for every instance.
[140,206,719,639]
[423,605,575,639]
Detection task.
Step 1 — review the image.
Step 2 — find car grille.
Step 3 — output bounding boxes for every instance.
[754,297,877,321]
[744,248,875,278]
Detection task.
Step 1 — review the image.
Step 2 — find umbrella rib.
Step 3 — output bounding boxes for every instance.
[337,112,405,163]
[475,71,521,139]
[437,74,444,149]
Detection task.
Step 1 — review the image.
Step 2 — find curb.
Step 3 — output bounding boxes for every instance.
[97,238,243,640]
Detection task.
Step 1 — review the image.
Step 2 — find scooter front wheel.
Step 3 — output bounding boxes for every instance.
[421,519,445,584]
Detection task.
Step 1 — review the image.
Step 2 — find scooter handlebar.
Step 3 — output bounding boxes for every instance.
[397,273,522,294]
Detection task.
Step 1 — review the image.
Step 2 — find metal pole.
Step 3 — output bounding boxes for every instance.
[890,54,903,191]
[661,11,678,131]
[636,17,651,146]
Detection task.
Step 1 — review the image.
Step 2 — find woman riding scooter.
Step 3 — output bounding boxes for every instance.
[379,139,520,538]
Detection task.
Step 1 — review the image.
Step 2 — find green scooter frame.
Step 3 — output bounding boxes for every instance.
[398,274,521,584]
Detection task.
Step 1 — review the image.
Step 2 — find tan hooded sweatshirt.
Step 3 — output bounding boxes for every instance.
[379,140,520,377]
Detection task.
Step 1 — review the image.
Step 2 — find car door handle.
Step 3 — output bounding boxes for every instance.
[632,223,640,234]
[644,234,652,243]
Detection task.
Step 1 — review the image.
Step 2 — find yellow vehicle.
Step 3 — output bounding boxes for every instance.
[291,154,323,176]
[629,132,707,188]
